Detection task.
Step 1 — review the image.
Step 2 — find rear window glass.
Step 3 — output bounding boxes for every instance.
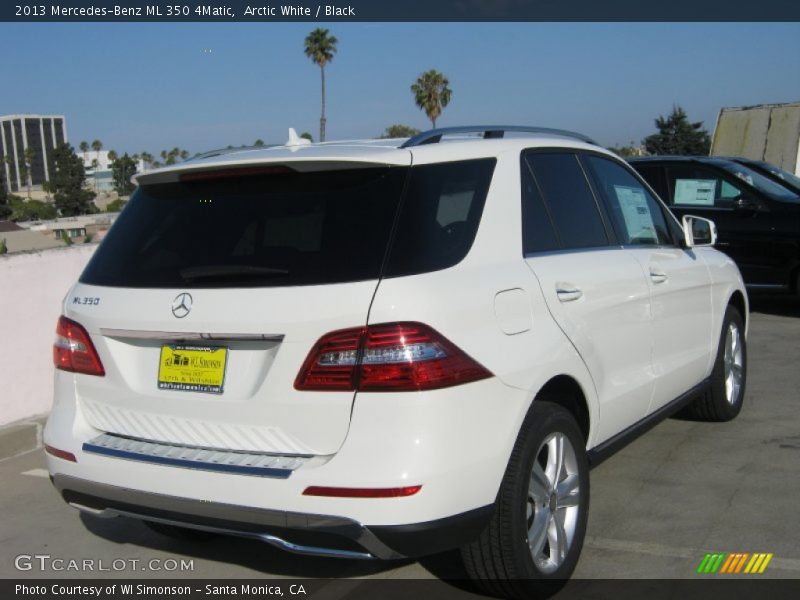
[383,158,496,278]
[80,167,407,288]
[80,159,496,289]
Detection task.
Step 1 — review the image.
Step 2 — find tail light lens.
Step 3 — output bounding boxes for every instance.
[295,322,491,392]
[53,316,105,376]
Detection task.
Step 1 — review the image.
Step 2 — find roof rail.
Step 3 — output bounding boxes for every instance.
[400,126,597,148]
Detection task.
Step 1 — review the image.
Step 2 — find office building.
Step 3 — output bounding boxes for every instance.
[0,114,67,193]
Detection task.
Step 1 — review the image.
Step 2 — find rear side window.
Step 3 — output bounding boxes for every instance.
[80,167,408,288]
[524,153,609,250]
[384,158,496,278]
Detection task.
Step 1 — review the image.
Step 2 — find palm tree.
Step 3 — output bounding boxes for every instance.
[79,141,89,165]
[91,139,102,163]
[411,70,452,128]
[140,152,153,170]
[91,140,103,192]
[107,150,118,163]
[179,149,189,161]
[303,28,338,142]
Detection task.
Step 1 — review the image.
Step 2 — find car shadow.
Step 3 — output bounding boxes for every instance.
[747,292,800,318]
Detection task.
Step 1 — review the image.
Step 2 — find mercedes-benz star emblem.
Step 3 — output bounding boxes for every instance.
[171,293,193,318]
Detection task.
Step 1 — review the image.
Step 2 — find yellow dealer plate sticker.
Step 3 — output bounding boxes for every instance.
[158,345,228,394]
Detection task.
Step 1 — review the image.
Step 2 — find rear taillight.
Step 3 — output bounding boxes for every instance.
[53,316,105,376]
[295,322,492,392]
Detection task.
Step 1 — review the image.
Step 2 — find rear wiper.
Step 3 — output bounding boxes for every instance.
[180,264,290,281]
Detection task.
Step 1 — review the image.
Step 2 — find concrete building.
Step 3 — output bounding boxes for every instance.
[0,114,67,193]
[78,150,145,193]
[711,101,800,174]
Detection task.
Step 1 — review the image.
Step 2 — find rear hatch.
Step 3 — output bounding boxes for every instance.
[67,156,410,456]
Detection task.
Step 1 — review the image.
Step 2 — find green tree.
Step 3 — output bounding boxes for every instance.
[643,105,711,156]
[111,153,137,196]
[140,152,153,170]
[79,141,89,164]
[106,198,127,213]
[107,150,118,163]
[8,196,57,221]
[50,143,96,216]
[254,139,265,147]
[0,237,7,254]
[304,28,338,142]
[380,124,421,139]
[300,132,314,142]
[411,70,452,128]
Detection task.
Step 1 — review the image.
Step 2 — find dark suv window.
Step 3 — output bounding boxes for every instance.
[81,159,496,289]
[666,165,745,209]
[523,152,609,250]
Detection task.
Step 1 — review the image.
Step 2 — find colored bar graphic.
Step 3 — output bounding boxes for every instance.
[700,552,773,574]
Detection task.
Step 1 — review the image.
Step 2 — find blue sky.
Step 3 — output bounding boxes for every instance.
[1,22,798,154]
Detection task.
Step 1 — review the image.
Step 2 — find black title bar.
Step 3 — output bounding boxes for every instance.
[3,0,800,22]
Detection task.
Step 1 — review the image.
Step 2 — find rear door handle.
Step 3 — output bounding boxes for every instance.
[555,284,583,302]
[650,269,668,284]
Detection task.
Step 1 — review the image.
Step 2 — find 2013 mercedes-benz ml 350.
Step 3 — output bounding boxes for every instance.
[45,126,748,597]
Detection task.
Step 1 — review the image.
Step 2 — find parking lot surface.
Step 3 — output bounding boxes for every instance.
[1,296,799,587]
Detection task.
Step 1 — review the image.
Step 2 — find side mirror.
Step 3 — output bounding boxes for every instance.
[682,215,717,248]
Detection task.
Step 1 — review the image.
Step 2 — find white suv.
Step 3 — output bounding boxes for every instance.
[45,126,748,594]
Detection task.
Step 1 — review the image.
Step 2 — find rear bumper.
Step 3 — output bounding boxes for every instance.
[52,474,493,560]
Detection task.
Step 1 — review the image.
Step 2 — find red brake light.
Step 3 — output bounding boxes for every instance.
[294,322,491,392]
[53,316,105,376]
[303,485,422,498]
[44,444,77,462]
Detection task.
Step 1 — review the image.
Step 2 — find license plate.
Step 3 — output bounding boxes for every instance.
[158,345,228,394]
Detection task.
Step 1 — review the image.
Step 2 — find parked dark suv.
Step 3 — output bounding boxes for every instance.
[629,156,800,294]
[724,157,800,196]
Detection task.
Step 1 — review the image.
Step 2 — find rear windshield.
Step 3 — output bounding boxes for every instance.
[80,159,495,288]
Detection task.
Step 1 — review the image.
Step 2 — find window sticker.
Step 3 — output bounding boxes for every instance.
[614,185,658,243]
[674,179,716,206]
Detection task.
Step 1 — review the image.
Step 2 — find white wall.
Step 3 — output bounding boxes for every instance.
[0,245,96,426]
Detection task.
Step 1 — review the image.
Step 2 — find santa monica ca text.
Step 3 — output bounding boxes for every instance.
[16,584,307,596]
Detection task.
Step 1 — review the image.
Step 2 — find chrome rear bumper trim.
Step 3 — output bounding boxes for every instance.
[68,501,374,560]
[82,433,306,478]
[53,475,402,560]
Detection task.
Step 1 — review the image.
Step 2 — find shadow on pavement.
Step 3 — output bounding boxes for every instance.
[748,292,800,318]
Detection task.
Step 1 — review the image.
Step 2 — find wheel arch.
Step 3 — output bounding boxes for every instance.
[728,289,748,331]
[531,374,591,446]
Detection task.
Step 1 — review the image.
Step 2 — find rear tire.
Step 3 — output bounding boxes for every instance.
[460,402,589,599]
[144,520,218,542]
[684,305,747,422]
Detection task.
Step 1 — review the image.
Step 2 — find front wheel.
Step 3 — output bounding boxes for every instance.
[684,305,747,421]
[460,402,589,599]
